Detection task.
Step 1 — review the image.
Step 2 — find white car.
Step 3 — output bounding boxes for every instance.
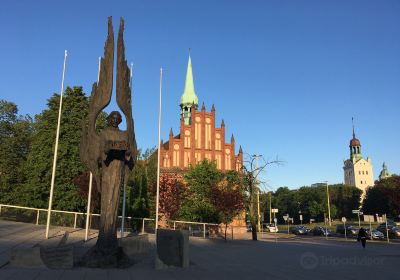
[268,225,279,233]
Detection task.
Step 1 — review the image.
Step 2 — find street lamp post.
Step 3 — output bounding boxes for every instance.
[269,192,272,224]
[325,181,331,226]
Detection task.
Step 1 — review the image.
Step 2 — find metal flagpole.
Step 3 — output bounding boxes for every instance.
[45,50,68,239]
[85,56,101,242]
[155,67,163,233]
[120,63,133,238]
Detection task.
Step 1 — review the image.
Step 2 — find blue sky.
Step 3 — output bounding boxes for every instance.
[1,0,399,190]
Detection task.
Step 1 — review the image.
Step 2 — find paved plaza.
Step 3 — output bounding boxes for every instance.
[0,220,399,280]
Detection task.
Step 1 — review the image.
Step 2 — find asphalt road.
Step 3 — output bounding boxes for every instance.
[1,220,399,280]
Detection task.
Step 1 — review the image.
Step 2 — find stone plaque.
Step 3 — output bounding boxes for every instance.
[106,140,128,151]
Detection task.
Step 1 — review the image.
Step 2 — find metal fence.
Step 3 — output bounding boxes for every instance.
[0,203,230,239]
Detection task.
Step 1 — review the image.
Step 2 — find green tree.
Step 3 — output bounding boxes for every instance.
[179,160,222,223]
[273,187,299,222]
[329,184,361,218]
[21,87,89,211]
[127,147,156,219]
[363,176,400,218]
[131,173,150,218]
[0,100,33,203]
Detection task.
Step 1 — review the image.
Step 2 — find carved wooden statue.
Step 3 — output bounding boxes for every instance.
[80,17,137,266]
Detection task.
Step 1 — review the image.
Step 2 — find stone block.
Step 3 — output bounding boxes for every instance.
[9,247,46,268]
[156,229,189,268]
[118,234,150,256]
[40,245,74,269]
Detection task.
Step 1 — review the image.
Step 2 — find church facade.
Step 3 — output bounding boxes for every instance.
[343,123,374,197]
[159,55,243,172]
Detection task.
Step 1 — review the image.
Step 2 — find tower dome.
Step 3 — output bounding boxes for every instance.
[379,162,391,180]
[349,118,362,160]
[350,137,361,147]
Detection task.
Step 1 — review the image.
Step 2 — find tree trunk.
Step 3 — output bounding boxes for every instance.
[249,184,258,241]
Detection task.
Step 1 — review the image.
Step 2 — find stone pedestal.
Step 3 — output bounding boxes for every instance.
[9,247,46,268]
[119,234,151,256]
[156,229,189,269]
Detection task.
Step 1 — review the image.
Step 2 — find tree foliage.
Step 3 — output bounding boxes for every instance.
[148,160,245,228]
[20,87,90,211]
[267,184,361,224]
[150,172,186,220]
[0,100,33,203]
[211,170,245,240]
[178,160,221,223]
[127,147,157,220]
[363,176,400,218]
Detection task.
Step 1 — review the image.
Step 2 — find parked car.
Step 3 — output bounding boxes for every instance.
[264,223,278,233]
[390,227,400,238]
[312,226,332,236]
[365,228,385,240]
[336,224,359,236]
[189,226,209,237]
[290,226,310,235]
[376,223,400,238]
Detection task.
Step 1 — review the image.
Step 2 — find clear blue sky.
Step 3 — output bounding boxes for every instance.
[1,0,399,190]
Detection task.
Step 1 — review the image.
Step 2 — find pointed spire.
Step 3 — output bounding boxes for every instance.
[239,145,243,153]
[169,128,173,137]
[231,134,235,143]
[221,119,225,127]
[180,53,198,106]
[211,104,215,112]
[201,102,205,111]
[352,117,355,139]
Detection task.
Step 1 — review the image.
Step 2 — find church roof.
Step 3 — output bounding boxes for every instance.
[180,54,198,106]
[350,120,361,147]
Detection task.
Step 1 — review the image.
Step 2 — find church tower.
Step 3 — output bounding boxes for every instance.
[379,162,391,180]
[180,54,198,125]
[343,119,374,198]
[159,53,243,172]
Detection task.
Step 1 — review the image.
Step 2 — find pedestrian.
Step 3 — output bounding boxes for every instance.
[357,227,368,249]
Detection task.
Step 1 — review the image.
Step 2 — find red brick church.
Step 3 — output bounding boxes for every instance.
[159,55,243,172]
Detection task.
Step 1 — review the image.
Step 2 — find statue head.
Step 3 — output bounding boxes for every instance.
[107,111,122,128]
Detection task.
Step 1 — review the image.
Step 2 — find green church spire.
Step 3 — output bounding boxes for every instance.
[180,53,199,125]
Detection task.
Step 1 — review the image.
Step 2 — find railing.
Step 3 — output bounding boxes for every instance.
[168,220,220,239]
[0,203,235,239]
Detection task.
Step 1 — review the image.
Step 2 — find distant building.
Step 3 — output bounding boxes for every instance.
[310,183,326,188]
[343,122,374,198]
[379,162,391,180]
[159,54,243,172]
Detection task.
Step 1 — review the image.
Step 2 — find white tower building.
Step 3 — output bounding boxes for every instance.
[343,122,374,198]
